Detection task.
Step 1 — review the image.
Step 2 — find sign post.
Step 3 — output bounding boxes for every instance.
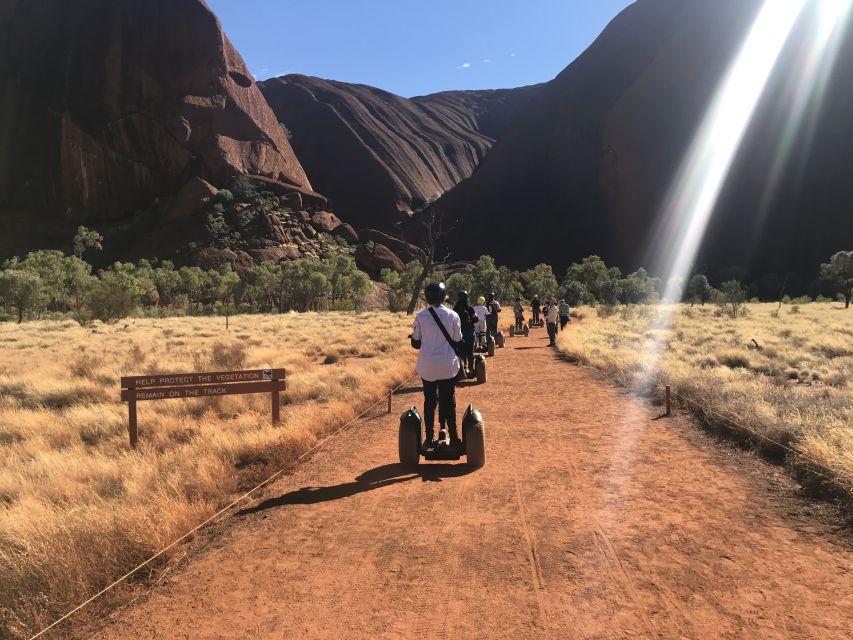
[121,368,286,447]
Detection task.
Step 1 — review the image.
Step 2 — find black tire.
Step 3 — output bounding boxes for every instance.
[509,325,515,337]
[475,356,487,384]
[523,325,530,337]
[487,339,495,357]
[398,406,421,467]
[462,404,486,468]
[496,331,504,348]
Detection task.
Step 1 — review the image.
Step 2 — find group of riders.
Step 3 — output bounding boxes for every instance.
[410,282,571,448]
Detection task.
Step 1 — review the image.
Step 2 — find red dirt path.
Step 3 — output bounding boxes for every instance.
[92,329,852,639]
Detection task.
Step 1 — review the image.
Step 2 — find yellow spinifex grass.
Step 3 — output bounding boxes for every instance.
[557,303,853,500]
[0,312,415,639]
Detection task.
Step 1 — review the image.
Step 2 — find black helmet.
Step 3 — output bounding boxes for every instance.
[424,282,447,306]
[457,290,469,303]
[487,292,495,302]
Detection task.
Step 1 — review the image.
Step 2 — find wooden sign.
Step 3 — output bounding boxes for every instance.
[120,369,286,448]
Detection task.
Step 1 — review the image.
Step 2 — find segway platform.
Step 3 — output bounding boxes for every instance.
[422,436,465,461]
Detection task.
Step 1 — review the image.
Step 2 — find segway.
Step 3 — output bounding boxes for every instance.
[398,405,486,468]
[508,322,529,337]
[474,354,487,383]
[529,317,544,328]
[475,332,497,356]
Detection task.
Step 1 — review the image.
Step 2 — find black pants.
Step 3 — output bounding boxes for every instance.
[533,309,540,323]
[462,332,475,370]
[487,320,499,342]
[422,378,457,439]
[547,322,557,345]
[560,315,570,330]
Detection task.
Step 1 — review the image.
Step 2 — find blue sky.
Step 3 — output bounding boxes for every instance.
[206,0,634,97]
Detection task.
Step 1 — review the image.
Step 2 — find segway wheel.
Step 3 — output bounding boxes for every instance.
[509,325,515,337]
[487,338,495,357]
[523,324,530,337]
[496,331,505,348]
[475,355,487,384]
[462,404,486,468]
[398,406,421,467]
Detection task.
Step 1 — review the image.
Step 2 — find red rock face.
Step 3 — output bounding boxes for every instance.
[259,75,540,230]
[431,0,853,280]
[0,0,311,257]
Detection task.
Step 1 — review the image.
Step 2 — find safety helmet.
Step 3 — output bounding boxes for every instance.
[458,290,469,303]
[487,292,495,302]
[424,282,447,306]
[477,296,486,305]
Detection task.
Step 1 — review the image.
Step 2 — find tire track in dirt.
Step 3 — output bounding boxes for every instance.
[89,328,852,640]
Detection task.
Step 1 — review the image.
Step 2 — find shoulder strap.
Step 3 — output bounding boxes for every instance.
[427,307,457,348]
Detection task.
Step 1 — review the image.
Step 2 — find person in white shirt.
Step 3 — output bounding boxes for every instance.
[473,296,488,350]
[543,296,559,346]
[410,282,463,446]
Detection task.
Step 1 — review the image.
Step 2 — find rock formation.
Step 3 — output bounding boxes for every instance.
[428,0,853,280]
[0,0,318,261]
[259,75,540,230]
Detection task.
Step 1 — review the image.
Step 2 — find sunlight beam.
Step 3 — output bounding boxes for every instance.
[649,0,806,305]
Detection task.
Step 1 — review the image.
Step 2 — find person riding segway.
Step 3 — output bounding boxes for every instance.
[453,290,478,379]
[410,282,463,447]
[473,296,488,351]
[486,292,501,344]
[531,296,542,326]
[513,297,525,332]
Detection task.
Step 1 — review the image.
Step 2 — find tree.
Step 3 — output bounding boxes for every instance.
[73,226,103,259]
[820,251,853,309]
[208,265,241,328]
[405,208,455,315]
[82,273,137,323]
[620,268,656,305]
[382,261,422,312]
[688,274,712,306]
[716,279,746,318]
[563,256,620,305]
[0,269,45,322]
[525,264,558,301]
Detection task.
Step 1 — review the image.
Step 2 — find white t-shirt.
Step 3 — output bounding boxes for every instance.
[473,305,488,330]
[544,304,559,323]
[412,304,462,382]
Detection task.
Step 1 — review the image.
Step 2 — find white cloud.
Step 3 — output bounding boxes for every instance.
[482,58,492,63]
[510,52,517,57]
[457,62,472,69]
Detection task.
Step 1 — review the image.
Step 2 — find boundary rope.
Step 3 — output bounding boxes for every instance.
[28,373,417,640]
[669,390,853,487]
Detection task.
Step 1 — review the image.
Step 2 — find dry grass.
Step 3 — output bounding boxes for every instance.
[0,312,415,639]
[557,303,853,503]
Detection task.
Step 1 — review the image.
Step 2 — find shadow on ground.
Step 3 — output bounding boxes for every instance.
[236,463,474,515]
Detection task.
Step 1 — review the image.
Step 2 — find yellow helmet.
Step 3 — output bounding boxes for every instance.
[477,296,486,305]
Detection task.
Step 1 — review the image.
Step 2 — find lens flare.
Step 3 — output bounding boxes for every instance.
[756,0,851,226]
[648,0,806,306]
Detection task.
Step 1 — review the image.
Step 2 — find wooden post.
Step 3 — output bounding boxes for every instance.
[388,388,393,414]
[128,391,138,448]
[665,385,672,417]
[272,389,281,425]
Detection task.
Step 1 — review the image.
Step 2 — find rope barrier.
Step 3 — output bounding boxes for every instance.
[669,389,853,487]
[561,351,851,488]
[28,373,417,640]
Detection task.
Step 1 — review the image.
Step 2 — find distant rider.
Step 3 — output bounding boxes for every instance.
[411,282,463,446]
[486,292,501,343]
[453,290,478,378]
[559,299,571,330]
[513,297,525,332]
[531,296,541,325]
[474,296,489,351]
